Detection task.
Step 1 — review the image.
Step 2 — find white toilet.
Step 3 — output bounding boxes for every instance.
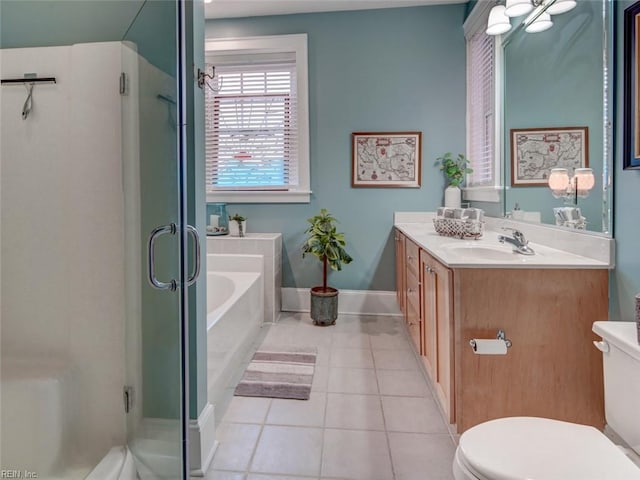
[453,321,640,480]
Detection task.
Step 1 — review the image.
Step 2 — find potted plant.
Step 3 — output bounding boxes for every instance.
[229,213,246,237]
[435,152,473,208]
[302,208,353,326]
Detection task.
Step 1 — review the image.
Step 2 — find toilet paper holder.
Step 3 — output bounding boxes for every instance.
[469,329,512,351]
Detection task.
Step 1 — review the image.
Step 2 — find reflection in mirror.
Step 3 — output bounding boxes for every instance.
[501,0,612,234]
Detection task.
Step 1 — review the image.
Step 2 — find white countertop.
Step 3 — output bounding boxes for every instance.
[395,221,611,269]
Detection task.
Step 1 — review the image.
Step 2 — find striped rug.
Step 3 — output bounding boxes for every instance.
[234,346,317,400]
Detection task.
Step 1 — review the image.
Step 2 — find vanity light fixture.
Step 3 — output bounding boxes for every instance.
[486,0,576,36]
[548,167,595,204]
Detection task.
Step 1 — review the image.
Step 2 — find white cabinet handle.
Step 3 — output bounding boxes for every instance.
[593,340,609,353]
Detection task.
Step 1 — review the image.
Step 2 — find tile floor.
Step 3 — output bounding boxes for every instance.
[204,312,456,480]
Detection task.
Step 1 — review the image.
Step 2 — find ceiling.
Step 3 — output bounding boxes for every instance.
[205,0,466,20]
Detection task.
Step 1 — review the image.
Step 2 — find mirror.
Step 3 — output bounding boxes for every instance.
[501,0,613,234]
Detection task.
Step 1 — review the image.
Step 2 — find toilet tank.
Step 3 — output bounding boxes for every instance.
[593,321,640,456]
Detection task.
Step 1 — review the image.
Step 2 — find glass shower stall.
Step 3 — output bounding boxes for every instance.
[0,1,194,478]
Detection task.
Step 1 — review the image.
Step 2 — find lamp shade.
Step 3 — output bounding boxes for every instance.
[525,11,553,33]
[573,168,595,196]
[505,0,533,17]
[546,0,576,15]
[486,5,512,35]
[548,168,570,197]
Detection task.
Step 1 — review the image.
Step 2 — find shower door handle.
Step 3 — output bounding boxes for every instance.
[147,223,177,291]
[186,225,201,287]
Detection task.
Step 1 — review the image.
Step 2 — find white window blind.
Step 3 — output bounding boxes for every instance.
[205,62,298,192]
[467,30,495,187]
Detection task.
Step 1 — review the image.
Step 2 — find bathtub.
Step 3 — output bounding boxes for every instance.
[206,254,264,408]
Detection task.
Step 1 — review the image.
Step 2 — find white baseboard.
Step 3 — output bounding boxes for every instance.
[281,288,402,317]
[189,402,218,477]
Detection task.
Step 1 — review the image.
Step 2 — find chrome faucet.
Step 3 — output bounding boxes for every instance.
[498,228,535,255]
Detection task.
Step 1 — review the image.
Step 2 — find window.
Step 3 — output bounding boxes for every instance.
[463,4,502,203]
[205,34,310,203]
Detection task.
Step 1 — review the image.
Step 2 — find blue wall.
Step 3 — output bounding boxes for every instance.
[612,1,640,320]
[206,5,467,291]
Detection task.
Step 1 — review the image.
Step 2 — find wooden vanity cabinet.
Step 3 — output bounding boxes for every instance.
[395,228,608,433]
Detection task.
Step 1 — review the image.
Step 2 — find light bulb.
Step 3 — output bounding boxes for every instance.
[525,12,553,33]
[486,5,512,36]
[573,168,595,197]
[505,0,533,17]
[548,168,570,197]
[546,0,576,15]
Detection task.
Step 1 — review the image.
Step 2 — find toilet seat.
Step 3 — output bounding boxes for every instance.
[456,417,640,480]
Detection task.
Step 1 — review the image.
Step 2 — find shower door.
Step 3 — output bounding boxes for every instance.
[121,1,192,478]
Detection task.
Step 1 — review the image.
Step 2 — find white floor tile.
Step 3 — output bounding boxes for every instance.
[388,432,456,480]
[247,475,314,480]
[315,346,331,366]
[203,471,246,480]
[250,426,323,477]
[266,392,327,427]
[381,396,448,433]
[321,429,393,480]
[376,369,430,397]
[327,367,379,394]
[373,349,420,370]
[222,396,272,424]
[369,332,411,350]
[329,348,374,369]
[211,423,261,471]
[332,331,371,349]
[325,393,385,431]
[209,313,456,480]
[311,365,329,392]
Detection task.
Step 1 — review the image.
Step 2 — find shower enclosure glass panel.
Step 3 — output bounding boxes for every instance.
[0,0,188,478]
[121,1,188,477]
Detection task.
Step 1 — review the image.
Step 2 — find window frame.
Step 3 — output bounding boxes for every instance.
[462,4,503,203]
[204,34,310,203]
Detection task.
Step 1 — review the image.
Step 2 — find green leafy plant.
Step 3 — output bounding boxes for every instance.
[435,152,473,187]
[302,208,353,292]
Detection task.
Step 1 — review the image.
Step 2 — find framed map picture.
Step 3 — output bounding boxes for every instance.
[351,132,422,188]
[510,127,589,186]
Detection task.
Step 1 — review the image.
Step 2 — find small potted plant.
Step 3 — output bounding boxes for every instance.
[302,208,353,326]
[435,152,473,208]
[229,213,246,237]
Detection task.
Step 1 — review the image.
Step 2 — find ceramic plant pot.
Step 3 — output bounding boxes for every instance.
[310,286,338,326]
[444,185,462,208]
[229,220,246,237]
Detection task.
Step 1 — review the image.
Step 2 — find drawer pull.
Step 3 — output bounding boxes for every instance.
[407,255,415,261]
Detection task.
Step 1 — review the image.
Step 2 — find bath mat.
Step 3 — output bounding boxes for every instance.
[234,346,317,400]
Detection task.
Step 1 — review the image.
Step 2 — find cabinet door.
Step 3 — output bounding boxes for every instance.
[394,230,406,314]
[420,253,437,381]
[432,259,454,423]
[405,243,422,354]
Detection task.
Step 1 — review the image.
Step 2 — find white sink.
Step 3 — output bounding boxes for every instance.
[445,244,519,261]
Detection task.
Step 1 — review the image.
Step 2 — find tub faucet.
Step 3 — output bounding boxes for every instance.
[498,228,535,255]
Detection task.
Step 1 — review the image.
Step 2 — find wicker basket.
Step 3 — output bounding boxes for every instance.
[433,217,484,239]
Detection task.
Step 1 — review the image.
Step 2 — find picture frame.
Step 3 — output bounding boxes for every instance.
[624,1,640,169]
[510,127,589,186]
[351,131,421,188]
